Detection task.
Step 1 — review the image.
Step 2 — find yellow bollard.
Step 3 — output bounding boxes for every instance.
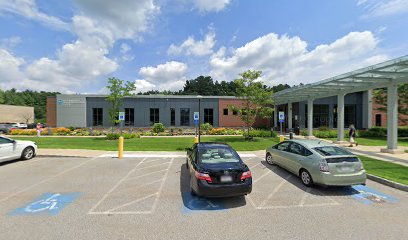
[194,136,199,144]
[118,136,124,159]
[279,135,284,142]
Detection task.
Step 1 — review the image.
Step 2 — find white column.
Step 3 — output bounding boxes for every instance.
[307,99,314,137]
[288,102,293,130]
[386,84,398,150]
[273,105,278,128]
[367,90,373,129]
[337,93,345,142]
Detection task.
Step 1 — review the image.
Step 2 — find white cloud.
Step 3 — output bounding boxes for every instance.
[167,28,215,56]
[0,0,160,92]
[194,0,231,12]
[0,36,22,49]
[210,31,388,86]
[359,0,408,18]
[136,61,188,91]
[73,0,159,40]
[0,0,70,31]
[0,48,27,89]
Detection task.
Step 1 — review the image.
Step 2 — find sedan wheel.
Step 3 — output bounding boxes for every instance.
[265,153,274,165]
[21,147,35,160]
[300,169,313,187]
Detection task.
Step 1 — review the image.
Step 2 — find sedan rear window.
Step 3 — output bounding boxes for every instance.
[198,147,240,164]
[313,146,352,156]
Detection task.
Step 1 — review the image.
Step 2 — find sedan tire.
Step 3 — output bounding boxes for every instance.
[300,169,313,187]
[21,147,35,160]
[265,153,275,165]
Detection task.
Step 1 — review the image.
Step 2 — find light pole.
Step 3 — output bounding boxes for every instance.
[197,95,203,143]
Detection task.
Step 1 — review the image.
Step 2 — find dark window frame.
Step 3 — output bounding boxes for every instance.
[92,108,103,126]
[204,108,214,125]
[180,108,190,126]
[150,108,160,125]
[170,108,176,126]
[223,108,228,115]
[124,108,134,126]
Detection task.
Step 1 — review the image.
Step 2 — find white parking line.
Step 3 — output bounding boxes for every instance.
[253,170,272,184]
[299,187,311,206]
[258,175,292,208]
[125,169,168,181]
[88,157,147,214]
[0,152,107,204]
[136,161,171,171]
[88,157,174,215]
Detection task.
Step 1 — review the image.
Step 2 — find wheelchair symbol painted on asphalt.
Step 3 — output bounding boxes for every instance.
[9,192,82,216]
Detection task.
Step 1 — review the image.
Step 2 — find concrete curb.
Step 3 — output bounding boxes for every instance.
[367,174,408,192]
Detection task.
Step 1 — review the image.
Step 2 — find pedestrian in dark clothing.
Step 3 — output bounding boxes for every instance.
[348,124,358,147]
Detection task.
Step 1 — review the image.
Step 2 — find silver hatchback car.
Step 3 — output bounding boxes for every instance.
[265,139,366,187]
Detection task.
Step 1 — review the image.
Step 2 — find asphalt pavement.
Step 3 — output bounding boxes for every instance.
[0,153,407,240]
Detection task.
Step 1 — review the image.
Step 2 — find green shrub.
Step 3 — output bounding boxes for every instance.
[152,123,165,133]
[106,133,120,140]
[122,133,140,139]
[243,129,277,138]
[200,123,213,133]
[399,127,408,137]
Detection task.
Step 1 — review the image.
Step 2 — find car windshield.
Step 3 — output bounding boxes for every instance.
[198,147,241,164]
[313,146,353,156]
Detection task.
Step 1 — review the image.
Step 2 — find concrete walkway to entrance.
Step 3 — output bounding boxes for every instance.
[334,144,408,167]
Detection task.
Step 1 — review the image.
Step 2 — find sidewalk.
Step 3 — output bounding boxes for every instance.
[334,143,408,167]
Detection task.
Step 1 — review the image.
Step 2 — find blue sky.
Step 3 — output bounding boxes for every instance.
[0,0,407,93]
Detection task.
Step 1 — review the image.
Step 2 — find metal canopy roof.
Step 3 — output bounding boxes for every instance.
[273,55,408,105]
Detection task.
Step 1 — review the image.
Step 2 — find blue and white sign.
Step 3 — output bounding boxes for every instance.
[118,112,125,121]
[278,111,285,123]
[57,99,64,105]
[9,192,82,216]
[193,112,199,121]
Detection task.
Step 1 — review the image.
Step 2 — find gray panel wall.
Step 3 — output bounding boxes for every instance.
[85,97,219,127]
[56,95,87,127]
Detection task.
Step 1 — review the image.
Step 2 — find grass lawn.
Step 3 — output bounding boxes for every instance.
[359,155,408,185]
[326,137,408,147]
[13,136,279,151]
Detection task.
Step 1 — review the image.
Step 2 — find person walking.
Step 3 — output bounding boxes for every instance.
[348,124,358,147]
[36,123,42,137]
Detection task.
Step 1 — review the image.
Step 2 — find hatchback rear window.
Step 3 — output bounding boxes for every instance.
[313,146,352,156]
[325,157,359,163]
[198,147,240,164]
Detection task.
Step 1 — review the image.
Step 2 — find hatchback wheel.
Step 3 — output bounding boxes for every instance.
[300,169,313,187]
[21,147,35,160]
[265,153,274,165]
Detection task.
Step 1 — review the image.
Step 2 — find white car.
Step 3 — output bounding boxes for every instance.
[0,136,37,163]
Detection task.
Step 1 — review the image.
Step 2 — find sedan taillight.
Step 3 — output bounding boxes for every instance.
[240,170,252,181]
[195,171,212,183]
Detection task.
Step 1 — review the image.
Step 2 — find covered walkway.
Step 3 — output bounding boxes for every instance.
[273,55,408,153]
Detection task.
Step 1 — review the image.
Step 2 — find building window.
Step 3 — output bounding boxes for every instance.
[180,108,190,126]
[150,108,159,125]
[92,108,103,126]
[223,108,228,115]
[170,108,175,126]
[125,108,134,126]
[204,108,214,125]
[345,105,356,128]
[375,114,382,127]
[305,105,329,128]
[233,109,238,115]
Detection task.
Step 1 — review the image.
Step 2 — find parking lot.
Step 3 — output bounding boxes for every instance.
[1,152,408,240]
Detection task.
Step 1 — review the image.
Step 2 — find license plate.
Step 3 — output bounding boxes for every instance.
[220,175,233,182]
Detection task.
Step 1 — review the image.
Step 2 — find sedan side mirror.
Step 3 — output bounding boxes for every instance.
[185,147,192,152]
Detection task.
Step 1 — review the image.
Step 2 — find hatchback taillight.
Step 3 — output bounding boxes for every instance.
[195,171,212,183]
[319,160,330,172]
[240,170,252,181]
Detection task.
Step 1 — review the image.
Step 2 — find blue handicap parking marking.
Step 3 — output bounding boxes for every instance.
[349,185,399,205]
[182,192,227,214]
[9,192,82,216]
